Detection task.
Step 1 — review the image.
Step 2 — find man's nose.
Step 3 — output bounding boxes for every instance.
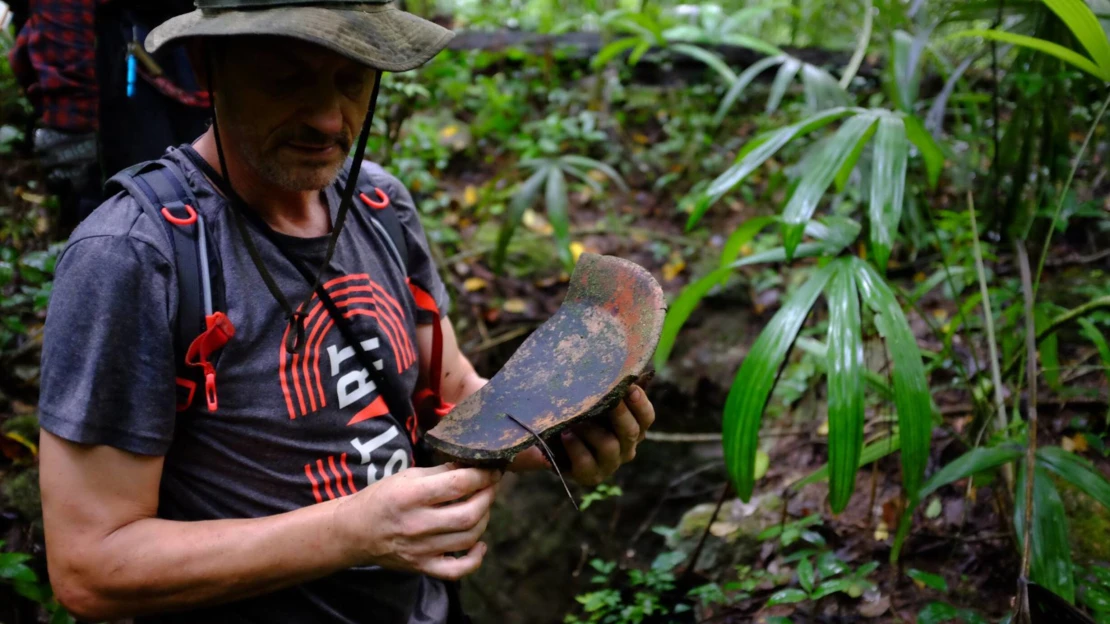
[302,90,345,138]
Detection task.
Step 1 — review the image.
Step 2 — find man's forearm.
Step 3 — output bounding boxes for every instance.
[55,498,353,620]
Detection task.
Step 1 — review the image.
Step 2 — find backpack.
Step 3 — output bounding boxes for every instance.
[104,157,452,430]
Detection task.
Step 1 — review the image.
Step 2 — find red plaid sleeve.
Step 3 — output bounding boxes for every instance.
[9,0,103,133]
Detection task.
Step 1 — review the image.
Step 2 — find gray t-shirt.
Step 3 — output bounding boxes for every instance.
[39,145,453,623]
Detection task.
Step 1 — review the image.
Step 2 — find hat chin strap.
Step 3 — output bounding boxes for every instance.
[203,46,383,354]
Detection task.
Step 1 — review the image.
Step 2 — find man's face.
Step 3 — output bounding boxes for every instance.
[212,37,377,192]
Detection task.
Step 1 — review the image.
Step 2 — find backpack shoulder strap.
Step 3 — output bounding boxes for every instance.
[106,159,231,413]
[346,162,411,278]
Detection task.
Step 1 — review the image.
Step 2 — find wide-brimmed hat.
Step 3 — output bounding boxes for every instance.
[147,0,455,73]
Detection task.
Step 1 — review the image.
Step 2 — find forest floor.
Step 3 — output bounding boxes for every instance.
[2,105,1110,624]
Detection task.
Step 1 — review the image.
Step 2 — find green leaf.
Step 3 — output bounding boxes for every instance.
[1035,305,1062,391]
[695,107,858,228]
[804,215,863,251]
[801,63,851,115]
[495,167,549,272]
[767,57,801,114]
[720,216,779,269]
[49,607,75,624]
[781,114,878,260]
[817,552,848,578]
[798,557,815,593]
[946,29,1108,81]
[592,37,642,69]
[1015,464,1076,603]
[826,259,865,513]
[811,578,853,599]
[868,115,909,272]
[792,433,900,489]
[629,39,654,65]
[891,445,1021,561]
[714,56,785,126]
[0,552,37,583]
[917,602,960,624]
[1078,319,1110,413]
[1038,446,1110,512]
[1081,584,1110,612]
[1041,0,1110,74]
[720,33,784,57]
[546,166,572,270]
[854,258,933,498]
[671,43,738,83]
[890,30,923,111]
[766,588,809,606]
[559,155,629,191]
[654,243,834,369]
[725,263,837,501]
[832,125,878,195]
[908,569,949,592]
[902,114,944,189]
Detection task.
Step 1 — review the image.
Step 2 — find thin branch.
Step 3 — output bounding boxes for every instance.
[1002,296,1110,379]
[1034,91,1110,297]
[969,192,1009,438]
[1016,240,1038,582]
[839,0,873,89]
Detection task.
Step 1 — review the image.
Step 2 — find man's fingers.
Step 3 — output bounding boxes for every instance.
[563,431,601,486]
[421,467,501,506]
[609,400,641,462]
[626,385,655,441]
[429,485,496,534]
[420,510,492,555]
[422,542,488,582]
[578,424,621,477]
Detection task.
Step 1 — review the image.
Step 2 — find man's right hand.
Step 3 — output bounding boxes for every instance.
[332,464,500,581]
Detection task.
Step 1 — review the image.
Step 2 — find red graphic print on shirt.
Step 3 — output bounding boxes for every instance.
[279,274,416,424]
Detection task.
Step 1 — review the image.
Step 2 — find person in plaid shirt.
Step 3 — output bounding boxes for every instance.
[9,0,208,228]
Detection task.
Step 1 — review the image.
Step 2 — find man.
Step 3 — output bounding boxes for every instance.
[36,2,655,623]
[10,0,208,229]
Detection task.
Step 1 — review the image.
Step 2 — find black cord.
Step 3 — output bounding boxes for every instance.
[504,413,578,511]
[202,45,383,355]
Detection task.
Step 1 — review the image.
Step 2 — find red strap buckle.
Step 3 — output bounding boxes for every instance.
[161,205,198,226]
[175,377,197,412]
[184,312,236,413]
[204,370,218,412]
[359,188,390,210]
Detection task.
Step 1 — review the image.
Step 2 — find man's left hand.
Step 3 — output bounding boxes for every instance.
[508,384,655,485]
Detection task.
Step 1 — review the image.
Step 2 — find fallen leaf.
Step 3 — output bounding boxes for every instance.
[873,521,889,541]
[662,254,686,282]
[463,185,479,208]
[16,188,47,205]
[503,298,528,314]
[569,242,586,263]
[1062,434,1089,453]
[925,497,942,519]
[522,209,553,235]
[858,592,891,618]
[709,521,739,538]
[463,278,488,292]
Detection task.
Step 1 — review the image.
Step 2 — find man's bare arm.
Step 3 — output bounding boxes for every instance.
[41,431,498,621]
